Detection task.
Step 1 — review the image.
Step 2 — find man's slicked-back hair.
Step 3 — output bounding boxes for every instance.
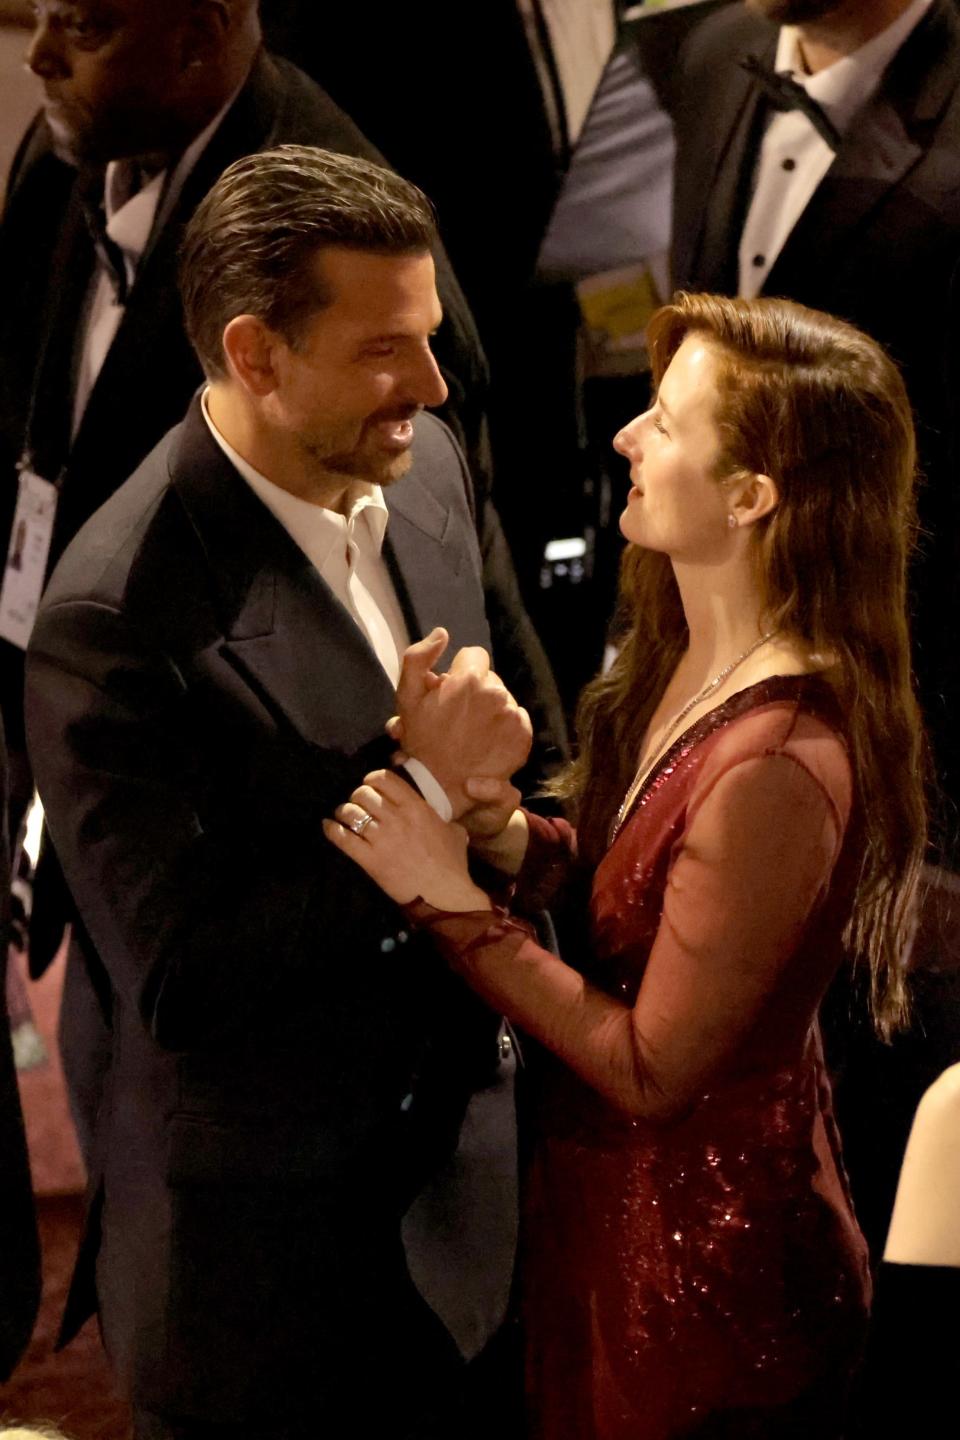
[179,144,438,377]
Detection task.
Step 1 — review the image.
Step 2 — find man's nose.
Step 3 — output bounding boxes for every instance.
[410,346,449,410]
[26,17,70,82]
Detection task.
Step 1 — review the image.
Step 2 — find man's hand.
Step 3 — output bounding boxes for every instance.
[393,628,533,818]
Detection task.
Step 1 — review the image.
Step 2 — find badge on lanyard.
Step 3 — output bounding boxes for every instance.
[0,467,58,650]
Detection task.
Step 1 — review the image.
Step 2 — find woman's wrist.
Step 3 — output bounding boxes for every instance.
[468,808,529,875]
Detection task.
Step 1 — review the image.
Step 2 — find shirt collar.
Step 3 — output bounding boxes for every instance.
[199,388,389,572]
[776,0,933,130]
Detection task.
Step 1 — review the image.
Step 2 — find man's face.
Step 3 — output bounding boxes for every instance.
[266,247,449,490]
[26,0,196,166]
[745,0,844,22]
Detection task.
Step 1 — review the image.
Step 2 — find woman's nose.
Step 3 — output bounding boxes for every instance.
[613,419,642,460]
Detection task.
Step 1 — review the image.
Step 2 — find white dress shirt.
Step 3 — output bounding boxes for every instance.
[738,0,932,297]
[200,392,453,819]
[71,95,238,438]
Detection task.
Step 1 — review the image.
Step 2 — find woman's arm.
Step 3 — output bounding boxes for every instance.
[327,751,844,1120]
[406,752,843,1120]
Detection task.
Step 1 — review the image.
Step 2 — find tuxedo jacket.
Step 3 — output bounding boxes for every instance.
[0,712,40,1381]
[25,401,503,1426]
[0,48,565,966]
[671,0,960,816]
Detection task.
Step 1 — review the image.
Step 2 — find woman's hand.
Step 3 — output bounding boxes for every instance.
[323,769,494,912]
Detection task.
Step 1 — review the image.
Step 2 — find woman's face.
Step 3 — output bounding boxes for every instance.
[614,336,730,560]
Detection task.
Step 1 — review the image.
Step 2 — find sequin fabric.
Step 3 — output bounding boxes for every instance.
[410,677,871,1439]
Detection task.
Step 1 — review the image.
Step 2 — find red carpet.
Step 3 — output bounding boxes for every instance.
[1,944,132,1440]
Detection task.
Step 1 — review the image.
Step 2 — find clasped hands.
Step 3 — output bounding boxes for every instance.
[323,627,531,907]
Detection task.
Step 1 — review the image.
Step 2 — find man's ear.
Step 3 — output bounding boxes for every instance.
[221,314,281,397]
[179,0,232,71]
[730,470,780,528]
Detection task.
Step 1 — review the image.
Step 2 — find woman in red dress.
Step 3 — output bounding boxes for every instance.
[326,294,926,1438]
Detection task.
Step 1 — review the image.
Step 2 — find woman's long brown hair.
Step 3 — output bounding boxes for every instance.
[556,293,926,1037]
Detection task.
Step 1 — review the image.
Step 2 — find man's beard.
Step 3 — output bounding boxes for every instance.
[300,424,416,490]
[300,408,420,492]
[745,0,844,23]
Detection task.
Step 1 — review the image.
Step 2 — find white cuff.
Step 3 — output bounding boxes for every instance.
[402,759,453,822]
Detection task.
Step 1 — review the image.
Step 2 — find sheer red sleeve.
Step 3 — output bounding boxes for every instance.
[406,751,845,1121]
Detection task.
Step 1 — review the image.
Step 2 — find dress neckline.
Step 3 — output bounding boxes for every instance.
[616,672,840,842]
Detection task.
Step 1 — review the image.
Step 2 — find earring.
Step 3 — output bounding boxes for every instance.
[727,513,737,529]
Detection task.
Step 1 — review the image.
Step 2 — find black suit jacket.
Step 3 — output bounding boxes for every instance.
[0,711,40,1381]
[25,402,502,1426]
[0,48,566,966]
[671,0,960,818]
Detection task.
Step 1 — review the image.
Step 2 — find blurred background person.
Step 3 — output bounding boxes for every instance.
[851,1060,960,1434]
[0,708,40,1384]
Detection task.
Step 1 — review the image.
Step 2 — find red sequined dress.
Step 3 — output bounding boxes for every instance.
[408,676,871,1439]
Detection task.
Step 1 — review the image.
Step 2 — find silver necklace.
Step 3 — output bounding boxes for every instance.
[608,628,780,845]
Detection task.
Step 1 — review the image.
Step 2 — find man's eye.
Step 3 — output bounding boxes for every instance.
[67,19,106,41]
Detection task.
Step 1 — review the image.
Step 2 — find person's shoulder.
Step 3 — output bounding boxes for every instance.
[697,680,851,814]
[913,1061,960,1132]
[2,113,72,219]
[884,1061,960,1266]
[679,1,772,73]
[41,428,184,614]
[258,52,387,166]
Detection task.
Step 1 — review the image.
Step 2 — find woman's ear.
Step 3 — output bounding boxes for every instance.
[730,471,780,528]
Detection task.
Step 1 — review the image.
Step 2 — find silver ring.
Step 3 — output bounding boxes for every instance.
[348,810,376,837]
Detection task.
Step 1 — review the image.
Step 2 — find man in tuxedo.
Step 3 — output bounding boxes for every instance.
[0,0,565,959]
[670,0,960,1258]
[25,144,531,1438]
[671,0,960,814]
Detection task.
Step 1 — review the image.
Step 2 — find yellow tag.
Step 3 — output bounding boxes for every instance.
[577,263,661,345]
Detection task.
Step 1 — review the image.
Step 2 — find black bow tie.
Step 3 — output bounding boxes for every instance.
[740,54,842,152]
[78,161,150,306]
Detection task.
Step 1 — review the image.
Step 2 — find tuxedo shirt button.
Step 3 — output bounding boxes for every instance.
[782,157,796,171]
[752,254,766,267]
[381,937,396,953]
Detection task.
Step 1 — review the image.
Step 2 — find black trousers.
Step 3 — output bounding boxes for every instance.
[133,1316,523,1440]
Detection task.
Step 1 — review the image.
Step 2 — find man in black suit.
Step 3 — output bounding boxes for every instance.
[671,0,960,815]
[0,0,565,922]
[0,712,40,1382]
[670,0,960,1259]
[26,145,531,1438]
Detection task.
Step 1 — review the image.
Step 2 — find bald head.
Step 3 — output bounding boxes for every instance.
[27,0,262,167]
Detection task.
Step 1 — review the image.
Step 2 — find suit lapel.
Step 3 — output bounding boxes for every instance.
[383,466,467,653]
[676,28,773,290]
[766,0,960,293]
[170,400,396,755]
[24,192,95,481]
